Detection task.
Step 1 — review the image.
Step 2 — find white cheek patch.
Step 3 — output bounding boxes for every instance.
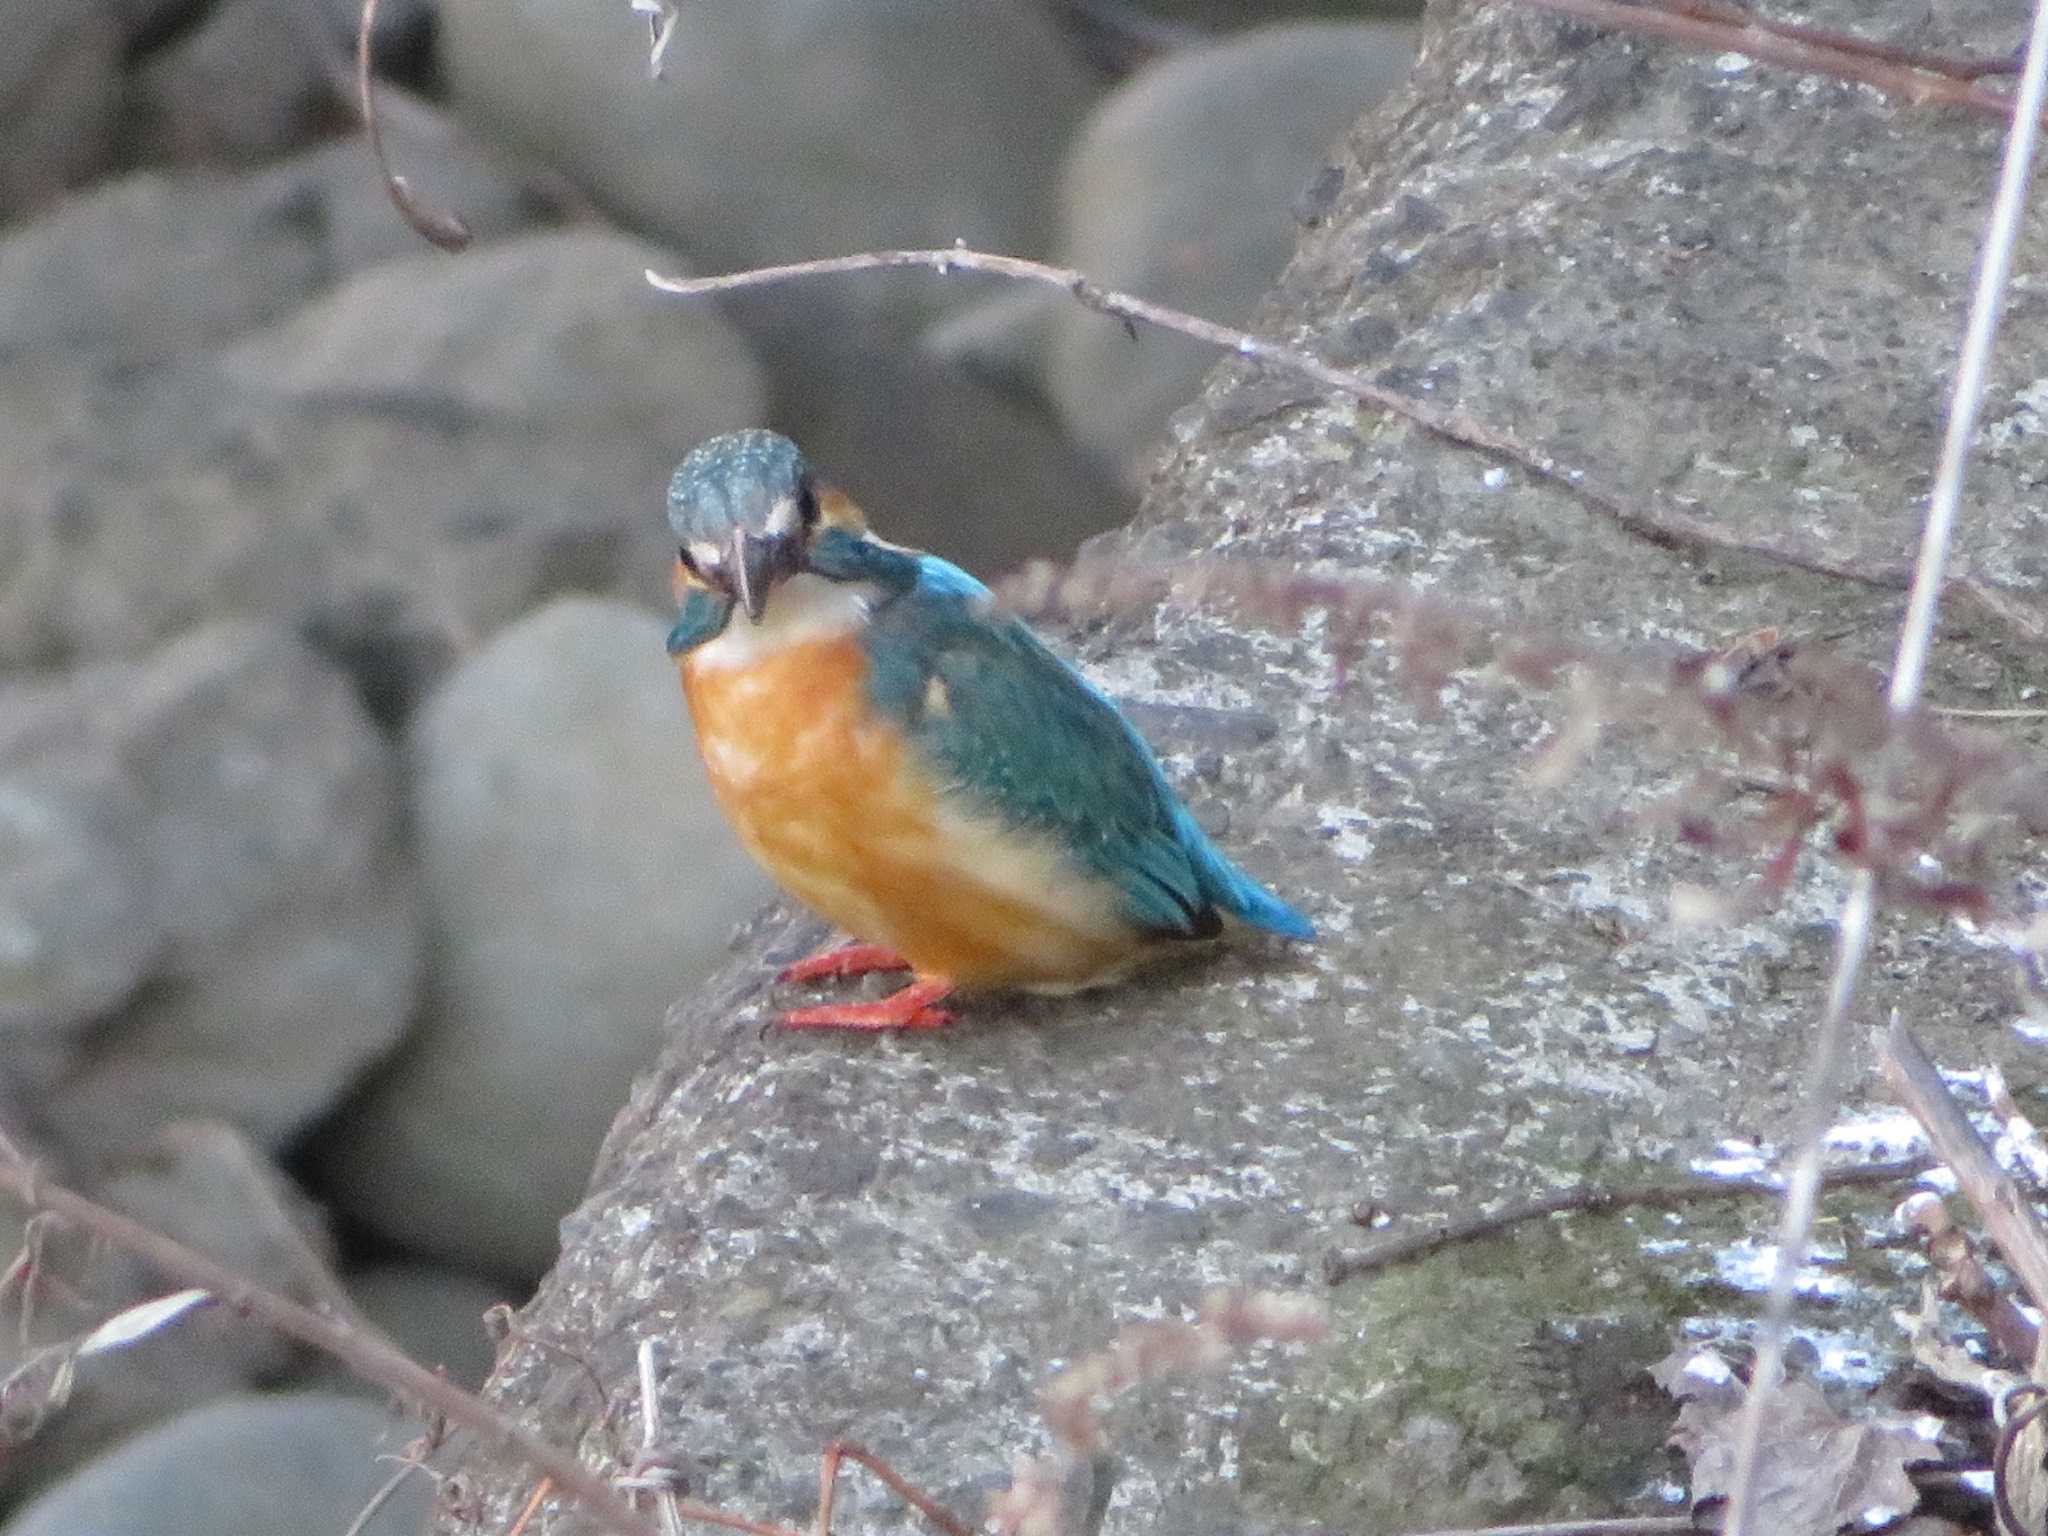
[690,573,874,670]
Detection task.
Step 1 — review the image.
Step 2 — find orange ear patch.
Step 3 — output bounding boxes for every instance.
[816,486,868,533]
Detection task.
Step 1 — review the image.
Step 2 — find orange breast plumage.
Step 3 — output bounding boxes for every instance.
[680,633,1140,990]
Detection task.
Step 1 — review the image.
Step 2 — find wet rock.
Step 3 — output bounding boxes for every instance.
[3,1392,428,1536]
[430,0,2046,1530]
[317,597,772,1278]
[0,228,764,714]
[0,622,417,1160]
[0,0,123,218]
[934,20,1419,484]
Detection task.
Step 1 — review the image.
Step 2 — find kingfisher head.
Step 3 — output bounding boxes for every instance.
[668,429,889,626]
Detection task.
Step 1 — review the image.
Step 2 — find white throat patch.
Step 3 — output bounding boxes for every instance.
[689,572,873,670]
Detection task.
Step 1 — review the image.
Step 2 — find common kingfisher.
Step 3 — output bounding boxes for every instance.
[663,430,1314,1032]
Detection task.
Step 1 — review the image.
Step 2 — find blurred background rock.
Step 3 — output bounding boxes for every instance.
[0,0,1419,1529]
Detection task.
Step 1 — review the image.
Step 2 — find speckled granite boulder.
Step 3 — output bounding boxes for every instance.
[430,0,2045,1528]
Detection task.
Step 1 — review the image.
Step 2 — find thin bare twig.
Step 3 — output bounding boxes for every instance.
[1898,1190,2041,1364]
[1323,1158,1931,1286]
[1517,0,2022,116]
[1721,0,2048,1524]
[646,252,2042,653]
[355,0,469,250]
[340,1459,433,1536]
[1400,1520,1699,1536]
[1664,0,2021,80]
[0,1137,801,1536]
[644,258,1888,586]
[631,1339,685,1536]
[1880,1021,2048,1313]
[814,1440,974,1536]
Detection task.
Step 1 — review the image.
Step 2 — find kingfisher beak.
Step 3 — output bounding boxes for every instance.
[728,526,802,623]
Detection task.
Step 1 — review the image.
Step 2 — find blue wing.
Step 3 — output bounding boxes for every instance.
[856,551,1314,942]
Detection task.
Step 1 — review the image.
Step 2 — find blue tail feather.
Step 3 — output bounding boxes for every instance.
[1172,806,1317,941]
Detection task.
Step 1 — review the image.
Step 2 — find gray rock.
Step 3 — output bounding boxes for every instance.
[440,0,1093,288]
[0,0,122,218]
[935,20,1420,483]
[0,124,550,371]
[756,335,1135,578]
[249,105,559,277]
[438,0,1131,574]
[0,622,418,1160]
[0,171,331,367]
[4,1392,429,1536]
[338,1262,508,1389]
[318,597,773,1278]
[122,0,337,167]
[1,1123,345,1502]
[0,228,765,715]
[429,0,2047,1530]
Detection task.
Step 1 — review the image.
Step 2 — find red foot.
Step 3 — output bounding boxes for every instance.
[777,976,957,1033]
[777,942,914,985]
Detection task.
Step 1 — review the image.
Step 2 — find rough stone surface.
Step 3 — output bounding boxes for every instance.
[432,0,2047,1531]
[3,1392,428,1536]
[317,598,773,1279]
[0,228,764,715]
[0,622,417,1161]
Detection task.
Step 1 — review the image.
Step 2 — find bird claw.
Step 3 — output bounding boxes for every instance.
[775,976,956,1033]
[777,942,914,984]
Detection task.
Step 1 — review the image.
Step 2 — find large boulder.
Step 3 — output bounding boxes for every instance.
[439,0,1093,284]
[428,0,2046,1531]
[0,621,417,1162]
[0,0,122,218]
[0,127,549,372]
[3,1392,428,1536]
[936,20,1420,484]
[317,598,773,1278]
[0,228,765,717]
[440,0,1129,580]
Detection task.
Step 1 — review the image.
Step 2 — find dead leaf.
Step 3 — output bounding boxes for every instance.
[1655,1346,1940,1536]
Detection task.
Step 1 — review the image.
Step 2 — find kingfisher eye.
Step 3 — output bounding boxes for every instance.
[676,544,701,576]
[798,480,821,529]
